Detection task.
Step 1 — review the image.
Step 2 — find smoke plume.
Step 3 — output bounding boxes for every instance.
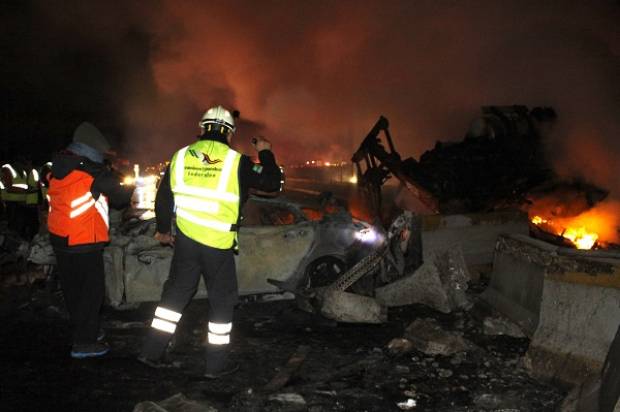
[5,1,620,196]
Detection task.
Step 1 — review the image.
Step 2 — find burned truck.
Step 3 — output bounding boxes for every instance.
[352,106,558,217]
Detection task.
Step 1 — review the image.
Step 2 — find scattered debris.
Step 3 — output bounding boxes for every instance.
[396,397,417,410]
[387,338,415,355]
[259,292,296,302]
[133,393,218,412]
[263,345,310,392]
[473,390,525,411]
[265,393,307,412]
[27,233,55,265]
[482,316,525,338]
[102,320,147,329]
[402,318,475,356]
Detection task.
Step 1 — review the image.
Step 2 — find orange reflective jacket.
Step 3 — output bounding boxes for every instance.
[48,170,110,246]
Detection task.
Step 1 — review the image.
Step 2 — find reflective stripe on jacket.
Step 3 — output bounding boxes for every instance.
[170,140,241,249]
[47,170,110,246]
[2,164,27,202]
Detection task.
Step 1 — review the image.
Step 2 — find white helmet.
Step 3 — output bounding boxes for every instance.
[199,105,236,133]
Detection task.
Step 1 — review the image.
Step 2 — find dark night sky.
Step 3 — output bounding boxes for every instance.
[1,0,619,194]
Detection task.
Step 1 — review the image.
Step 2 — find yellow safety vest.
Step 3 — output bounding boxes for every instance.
[25,168,40,205]
[170,140,241,249]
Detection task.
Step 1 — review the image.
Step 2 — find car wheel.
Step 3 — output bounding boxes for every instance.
[304,256,347,289]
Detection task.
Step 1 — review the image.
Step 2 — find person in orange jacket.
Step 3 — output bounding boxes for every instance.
[48,122,133,358]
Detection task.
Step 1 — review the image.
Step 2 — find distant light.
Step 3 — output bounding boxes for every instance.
[349,174,358,184]
[325,162,331,166]
[306,161,310,165]
[311,160,315,164]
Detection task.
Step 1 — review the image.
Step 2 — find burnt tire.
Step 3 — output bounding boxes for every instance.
[304,257,347,289]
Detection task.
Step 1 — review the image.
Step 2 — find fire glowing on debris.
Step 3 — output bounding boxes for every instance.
[562,226,599,250]
[530,214,600,250]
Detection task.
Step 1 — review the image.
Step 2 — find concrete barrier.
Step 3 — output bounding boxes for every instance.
[481,234,553,336]
[482,233,620,385]
[421,210,528,266]
[600,326,620,412]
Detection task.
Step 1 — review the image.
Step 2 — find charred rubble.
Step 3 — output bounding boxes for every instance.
[1,203,571,411]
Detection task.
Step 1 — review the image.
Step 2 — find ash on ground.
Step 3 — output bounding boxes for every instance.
[0,270,565,412]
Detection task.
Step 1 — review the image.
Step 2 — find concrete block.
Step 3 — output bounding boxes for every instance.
[481,246,545,336]
[318,289,387,324]
[375,246,470,313]
[376,260,450,312]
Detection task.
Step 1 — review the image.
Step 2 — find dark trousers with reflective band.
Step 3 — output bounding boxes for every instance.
[53,248,105,344]
[141,229,238,369]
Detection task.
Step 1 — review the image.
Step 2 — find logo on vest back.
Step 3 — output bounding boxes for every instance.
[201,153,222,165]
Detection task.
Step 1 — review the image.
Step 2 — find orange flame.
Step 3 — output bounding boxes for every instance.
[531,214,600,249]
[528,200,620,250]
[562,227,598,250]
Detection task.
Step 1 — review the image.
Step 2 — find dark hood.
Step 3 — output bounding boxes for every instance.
[51,152,104,180]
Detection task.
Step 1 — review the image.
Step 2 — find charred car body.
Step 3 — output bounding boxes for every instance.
[28,195,384,306]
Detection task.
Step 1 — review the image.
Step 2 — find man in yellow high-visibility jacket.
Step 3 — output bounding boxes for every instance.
[139,105,282,378]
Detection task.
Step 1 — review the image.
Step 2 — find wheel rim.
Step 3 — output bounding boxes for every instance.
[305,257,346,289]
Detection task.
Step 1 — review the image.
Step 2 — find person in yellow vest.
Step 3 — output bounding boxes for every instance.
[139,105,282,378]
[2,161,28,237]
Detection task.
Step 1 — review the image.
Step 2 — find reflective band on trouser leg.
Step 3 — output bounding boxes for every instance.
[155,306,182,322]
[152,318,176,334]
[207,322,232,345]
[150,306,183,334]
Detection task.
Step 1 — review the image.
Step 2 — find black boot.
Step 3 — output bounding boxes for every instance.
[203,345,238,379]
[138,329,177,368]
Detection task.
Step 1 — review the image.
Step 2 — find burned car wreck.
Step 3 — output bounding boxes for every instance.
[28,195,385,307]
